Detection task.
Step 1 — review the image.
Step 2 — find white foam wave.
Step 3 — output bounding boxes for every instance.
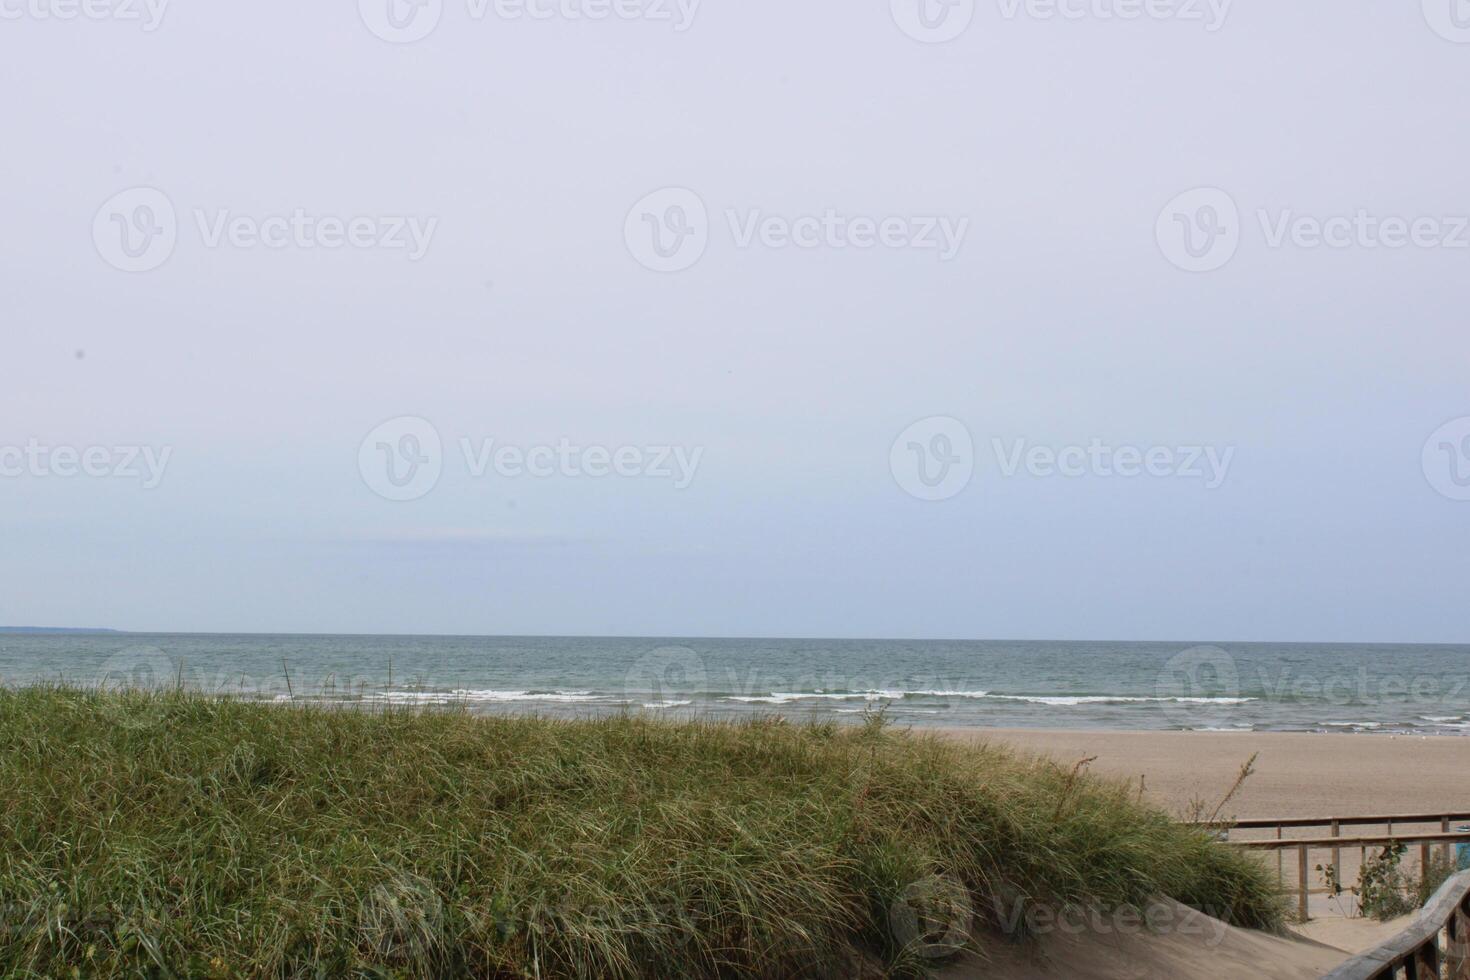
[367,689,628,704]
[721,690,1252,707]
[983,694,1256,706]
[725,691,907,704]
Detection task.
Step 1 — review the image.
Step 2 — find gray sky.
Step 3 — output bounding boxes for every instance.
[3,0,1468,641]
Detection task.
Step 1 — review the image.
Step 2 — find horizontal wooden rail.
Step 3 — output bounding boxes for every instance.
[1233,831,1470,852]
[1192,812,1470,830]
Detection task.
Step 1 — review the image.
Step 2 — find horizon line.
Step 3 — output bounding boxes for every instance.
[3,627,1467,647]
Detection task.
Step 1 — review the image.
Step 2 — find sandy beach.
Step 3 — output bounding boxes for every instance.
[943,729,1470,819]
[933,727,1469,974]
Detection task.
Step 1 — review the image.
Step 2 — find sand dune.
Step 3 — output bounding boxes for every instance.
[939,900,1406,980]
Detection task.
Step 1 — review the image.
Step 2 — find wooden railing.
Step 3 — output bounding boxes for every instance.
[1191,813,1470,923]
[1319,868,1470,979]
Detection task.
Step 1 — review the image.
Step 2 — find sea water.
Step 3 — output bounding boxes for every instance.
[2,633,1468,733]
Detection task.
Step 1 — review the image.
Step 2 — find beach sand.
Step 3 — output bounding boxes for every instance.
[940,728,1470,818]
[941,899,1355,980]
[930,730,1466,978]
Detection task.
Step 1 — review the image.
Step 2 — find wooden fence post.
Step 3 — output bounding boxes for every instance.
[1448,899,1467,980]
[1298,844,1310,922]
[1331,818,1341,886]
[1277,825,1283,884]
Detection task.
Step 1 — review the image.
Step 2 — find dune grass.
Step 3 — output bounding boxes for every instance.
[0,687,1282,978]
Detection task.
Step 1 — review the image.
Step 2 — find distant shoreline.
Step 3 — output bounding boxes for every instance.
[0,627,123,635]
[2,628,1467,646]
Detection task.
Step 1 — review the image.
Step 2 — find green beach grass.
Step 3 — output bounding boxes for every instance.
[0,688,1282,978]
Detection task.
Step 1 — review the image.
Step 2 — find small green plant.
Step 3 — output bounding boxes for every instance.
[1317,860,1349,918]
[1415,854,1458,907]
[1361,843,1417,920]
[1317,844,1457,921]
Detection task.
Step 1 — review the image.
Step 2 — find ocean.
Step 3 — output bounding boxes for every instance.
[2,633,1468,734]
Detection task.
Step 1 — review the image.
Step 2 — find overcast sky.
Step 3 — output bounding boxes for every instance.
[2,0,1468,641]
